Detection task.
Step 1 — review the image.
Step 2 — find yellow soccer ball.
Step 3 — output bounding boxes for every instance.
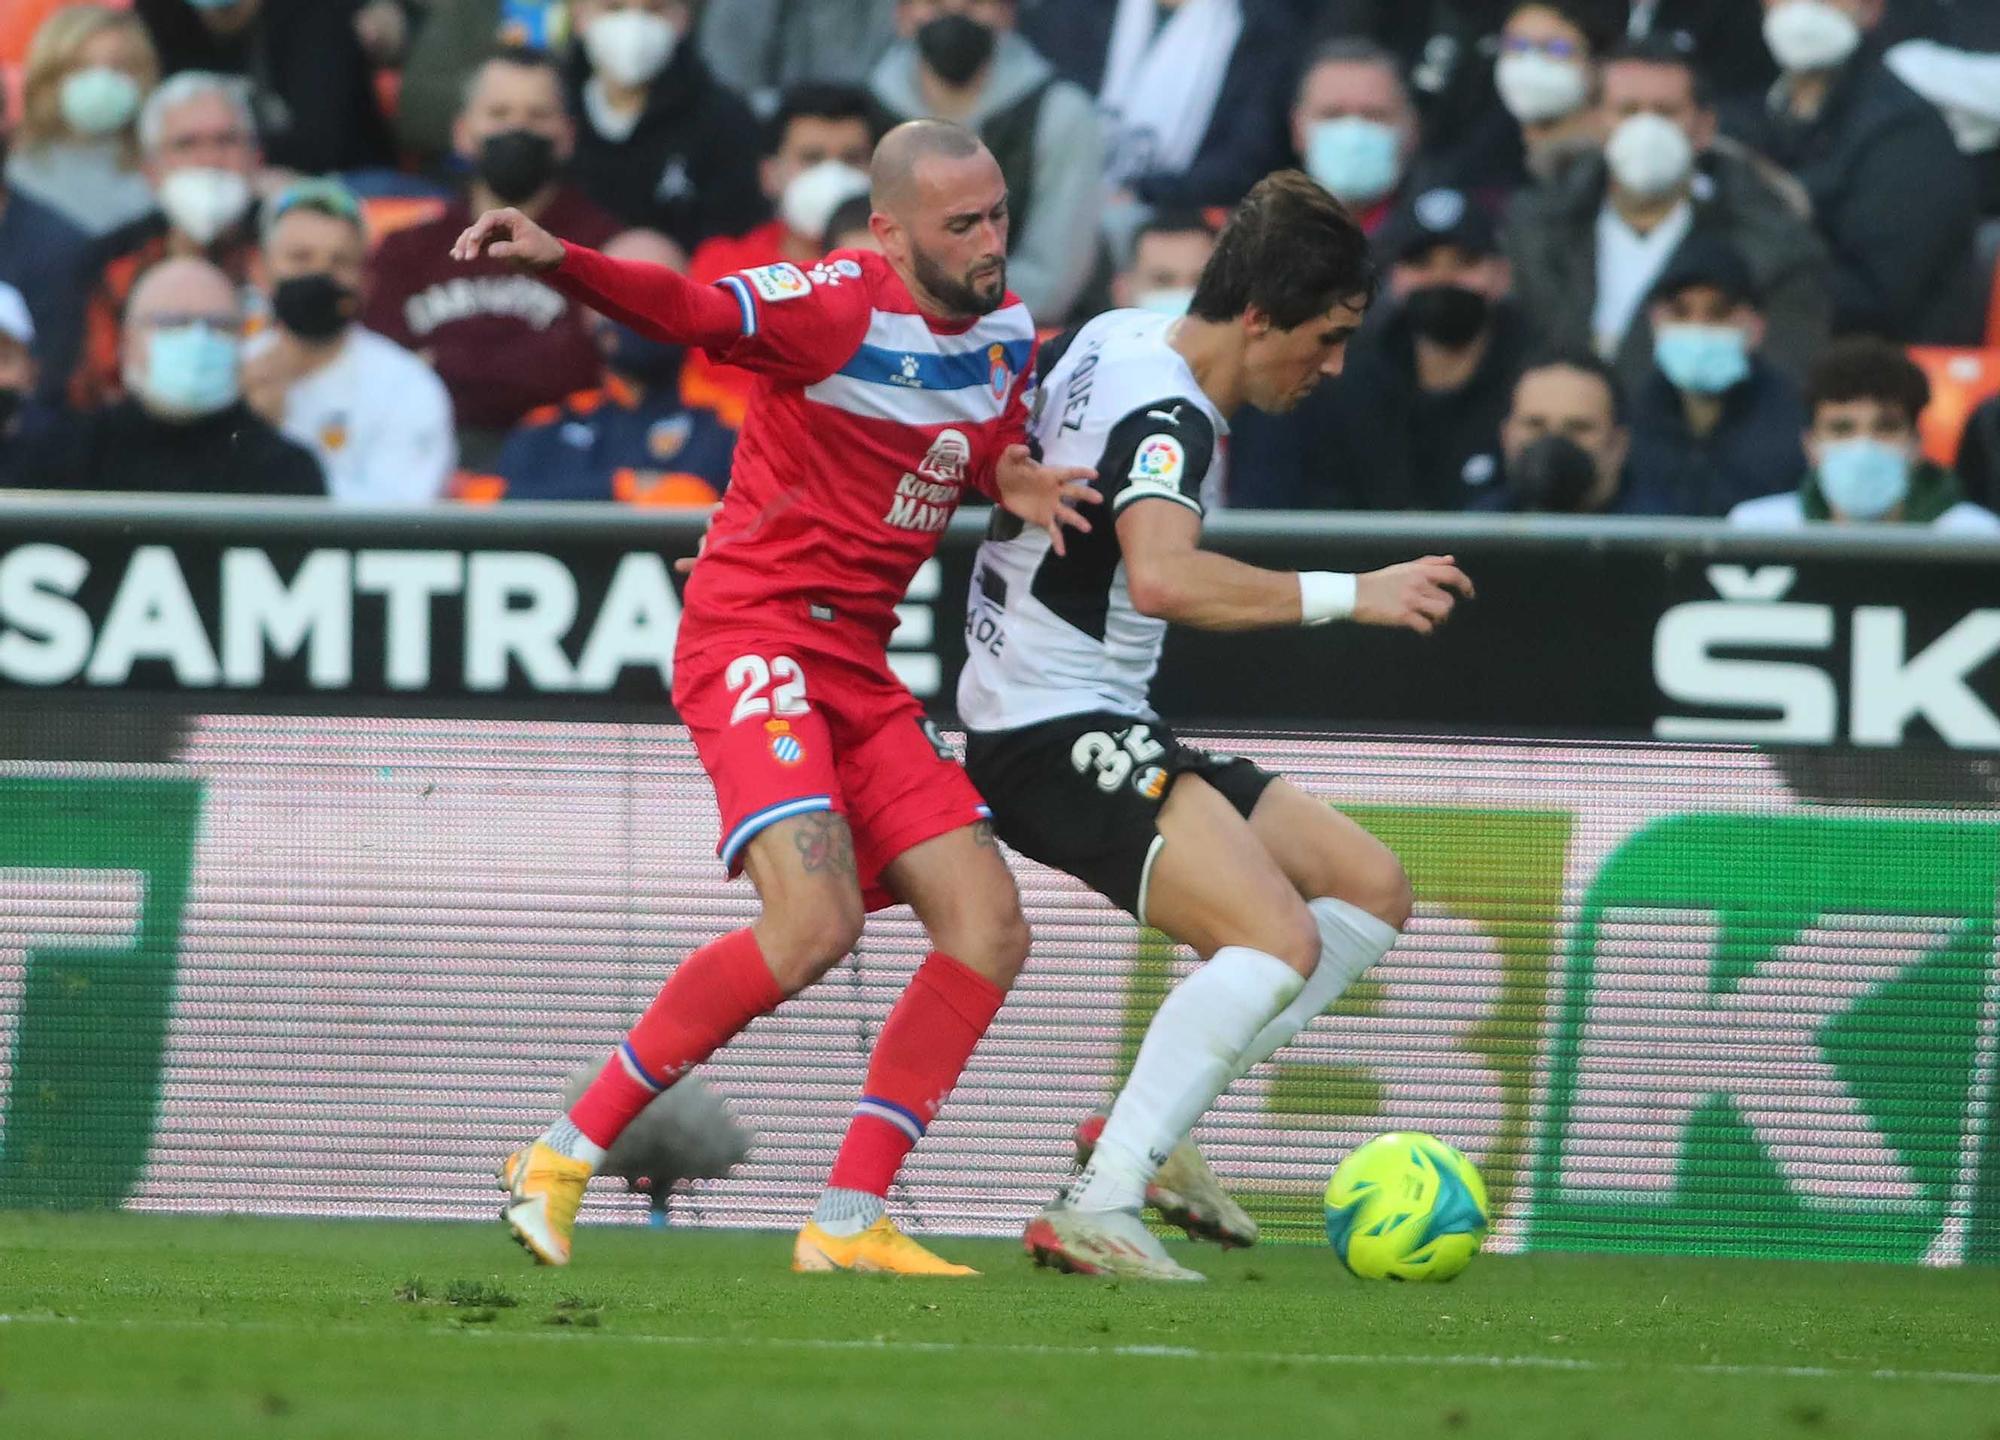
[1324,1132,1489,1281]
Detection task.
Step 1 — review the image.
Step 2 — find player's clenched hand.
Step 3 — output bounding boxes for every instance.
[674,503,721,574]
[995,444,1100,558]
[1354,555,1474,636]
[450,208,564,272]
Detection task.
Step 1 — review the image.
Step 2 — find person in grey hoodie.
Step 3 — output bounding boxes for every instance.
[869,0,1105,325]
[699,0,900,117]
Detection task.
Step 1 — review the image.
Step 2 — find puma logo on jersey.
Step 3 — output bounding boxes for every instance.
[1146,405,1185,424]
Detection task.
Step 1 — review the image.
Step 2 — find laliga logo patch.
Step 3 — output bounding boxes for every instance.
[1131,434,1185,485]
[765,718,805,766]
[742,262,811,303]
[1133,765,1169,800]
[987,342,1011,401]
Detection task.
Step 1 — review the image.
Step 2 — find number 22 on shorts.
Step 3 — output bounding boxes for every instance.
[726,654,810,726]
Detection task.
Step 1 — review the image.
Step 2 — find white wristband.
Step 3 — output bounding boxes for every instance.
[1299,571,1356,627]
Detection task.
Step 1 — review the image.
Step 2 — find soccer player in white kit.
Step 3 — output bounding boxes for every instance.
[958,172,1474,1280]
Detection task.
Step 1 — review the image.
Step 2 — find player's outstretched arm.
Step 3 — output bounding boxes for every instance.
[994,444,1100,558]
[450,208,744,351]
[1119,502,1473,634]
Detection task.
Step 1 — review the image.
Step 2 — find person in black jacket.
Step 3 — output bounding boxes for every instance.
[564,0,767,251]
[20,256,323,495]
[1228,187,1529,509]
[131,0,396,174]
[1624,233,1808,516]
[1724,0,1979,342]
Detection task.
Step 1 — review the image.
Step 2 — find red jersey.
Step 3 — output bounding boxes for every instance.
[682,219,790,426]
[686,250,1035,650]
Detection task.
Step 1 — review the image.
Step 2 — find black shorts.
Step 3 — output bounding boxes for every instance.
[964,712,1276,919]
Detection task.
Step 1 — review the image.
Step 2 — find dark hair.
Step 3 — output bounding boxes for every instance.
[1189,171,1376,329]
[1601,35,1712,109]
[465,44,563,106]
[1508,0,1618,55]
[822,193,874,250]
[1520,349,1627,423]
[1295,37,1412,114]
[1133,208,1216,251]
[766,82,878,157]
[1804,338,1932,426]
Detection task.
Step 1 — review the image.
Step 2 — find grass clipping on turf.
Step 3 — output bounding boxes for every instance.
[559,1066,753,1213]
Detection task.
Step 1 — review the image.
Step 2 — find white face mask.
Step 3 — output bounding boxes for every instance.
[1605,112,1695,198]
[127,321,243,420]
[1943,106,2000,155]
[1763,1,1863,75]
[1495,50,1590,124]
[779,159,871,245]
[60,66,142,136]
[1304,117,1403,206]
[156,166,253,246]
[1135,287,1195,317]
[582,9,679,89]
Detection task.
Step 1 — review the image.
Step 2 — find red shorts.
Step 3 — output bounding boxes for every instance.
[673,625,989,911]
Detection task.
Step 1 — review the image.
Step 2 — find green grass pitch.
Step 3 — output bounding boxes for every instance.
[2,1213,1997,1440]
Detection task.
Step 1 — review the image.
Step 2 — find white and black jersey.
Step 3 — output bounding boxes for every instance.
[957,309,1228,733]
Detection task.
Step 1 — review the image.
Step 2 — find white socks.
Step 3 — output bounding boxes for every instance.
[538,1117,606,1168]
[1070,945,1303,1213]
[1230,897,1399,1082]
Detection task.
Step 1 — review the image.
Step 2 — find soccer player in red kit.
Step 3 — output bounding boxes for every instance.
[453,121,1097,1273]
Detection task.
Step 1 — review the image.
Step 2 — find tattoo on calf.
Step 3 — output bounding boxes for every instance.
[794,812,856,878]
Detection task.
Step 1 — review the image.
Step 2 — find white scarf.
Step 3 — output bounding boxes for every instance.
[1099,0,1242,184]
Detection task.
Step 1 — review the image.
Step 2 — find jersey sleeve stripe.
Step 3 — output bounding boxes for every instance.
[833,338,1033,393]
[1111,487,1204,516]
[718,275,758,338]
[719,794,834,868]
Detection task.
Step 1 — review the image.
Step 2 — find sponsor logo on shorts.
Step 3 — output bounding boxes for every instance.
[1133,765,1169,800]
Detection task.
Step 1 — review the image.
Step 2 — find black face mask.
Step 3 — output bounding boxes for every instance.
[1403,284,1491,348]
[917,14,997,87]
[1507,434,1601,512]
[477,130,558,205]
[603,323,684,386]
[0,387,20,436]
[272,273,357,343]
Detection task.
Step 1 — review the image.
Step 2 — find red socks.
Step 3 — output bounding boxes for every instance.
[566,928,782,1149]
[826,952,1006,1197]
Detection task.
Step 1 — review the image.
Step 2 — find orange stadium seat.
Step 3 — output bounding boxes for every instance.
[1907,346,2000,467]
[360,195,448,249]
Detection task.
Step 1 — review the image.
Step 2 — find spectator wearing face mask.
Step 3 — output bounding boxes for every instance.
[241,180,456,506]
[565,0,766,251]
[71,71,267,412]
[1724,0,1979,343]
[8,5,161,240]
[1231,188,1529,510]
[1290,40,1444,236]
[1507,38,1831,403]
[1483,352,1635,513]
[24,256,322,495]
[493,230,736,505]
[362,48,623,467]
[1730,337,1999,530]
[697,0,900,116]
[1098,0,1300,213]
[683,84,877,426]
[1624,234,1807,516]
[1494,1,1610,185]
[0,284,45,485]
[131,0,396,175]
[1110,211,1217,318]
[869,0,1105,323]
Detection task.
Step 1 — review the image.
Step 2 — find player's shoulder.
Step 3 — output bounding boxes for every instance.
[1087,312,1213,425]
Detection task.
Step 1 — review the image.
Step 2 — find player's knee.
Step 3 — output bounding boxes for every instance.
[934,899,1030,989]
[1263,899,1321,977]
[757,895,865,992]
[1358,855,1414,931]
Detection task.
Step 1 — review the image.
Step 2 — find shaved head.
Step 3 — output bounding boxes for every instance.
[870,119,985,216]
[867,120,1010,319]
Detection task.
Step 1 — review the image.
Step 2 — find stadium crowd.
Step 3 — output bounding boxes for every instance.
[1,0,1998,529]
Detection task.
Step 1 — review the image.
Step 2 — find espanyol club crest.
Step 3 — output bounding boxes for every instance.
[765,719,804,766]
[987,342,1011,401]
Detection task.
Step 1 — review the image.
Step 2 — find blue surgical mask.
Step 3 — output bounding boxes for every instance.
[1654,324,1751,395]
[1305,117,1402,207]
[1817,438,1912,520]
[132,322,242,419]
[1135,287,1195,317]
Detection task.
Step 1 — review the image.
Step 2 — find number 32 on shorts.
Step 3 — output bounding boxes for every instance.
[726,654,810,725]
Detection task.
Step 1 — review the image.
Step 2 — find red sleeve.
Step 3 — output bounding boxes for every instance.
[547,241,748,351]
[705,259,874,387]
[970,329,1039,501]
